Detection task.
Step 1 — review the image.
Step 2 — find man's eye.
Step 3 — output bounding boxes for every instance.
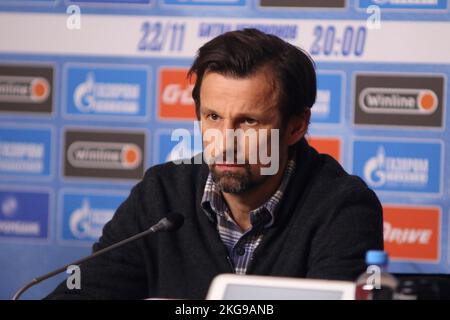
[244,118,257,126]
[207,113,220,121]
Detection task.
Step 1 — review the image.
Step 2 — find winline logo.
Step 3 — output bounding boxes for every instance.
[359,87,438,115]
[0,76,50,103]
[67,141,141,170]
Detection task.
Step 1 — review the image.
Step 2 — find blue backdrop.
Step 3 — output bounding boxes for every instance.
[0,0,449,299]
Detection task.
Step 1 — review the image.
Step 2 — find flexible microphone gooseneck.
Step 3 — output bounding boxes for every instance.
[12,213,184,300]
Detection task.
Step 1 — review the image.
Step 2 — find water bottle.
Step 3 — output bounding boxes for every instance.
[355,250,399,300]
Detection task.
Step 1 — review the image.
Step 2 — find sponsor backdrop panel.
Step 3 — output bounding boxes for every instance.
[0,0,449,299]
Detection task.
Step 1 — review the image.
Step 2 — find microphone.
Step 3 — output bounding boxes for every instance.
[12,213,184,300]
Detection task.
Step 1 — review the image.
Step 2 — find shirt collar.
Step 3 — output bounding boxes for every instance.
[201,159,296,229]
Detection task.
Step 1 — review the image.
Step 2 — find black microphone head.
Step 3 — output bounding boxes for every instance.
[159,213,184,232]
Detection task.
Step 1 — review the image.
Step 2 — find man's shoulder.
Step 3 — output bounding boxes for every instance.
[300,147,382,227]
[309,150,373,199]
[125,154,208,223]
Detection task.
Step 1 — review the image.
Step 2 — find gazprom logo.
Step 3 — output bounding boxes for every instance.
[73,72,140,114]
[0,195,40,237]
[61,192,126,242]
[67,141,142,170]
[69,198,113,240]
[65,65,149,118]
[359,88,438,115]
[0,127,52,178]
[353,140,442,194]
[1,196,18,218]
[0,190,49,240]
[363,146,429,188]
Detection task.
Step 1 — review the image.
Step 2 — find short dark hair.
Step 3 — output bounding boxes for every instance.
[188,28,317,124]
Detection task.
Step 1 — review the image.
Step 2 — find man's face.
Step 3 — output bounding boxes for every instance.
[199,70,288,194]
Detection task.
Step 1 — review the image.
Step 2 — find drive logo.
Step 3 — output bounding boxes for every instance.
[307,137,341,163]
[358,0,447,10]
[354,74,444,128]
[61,191,126,242]
[65,65,149,119]
[352,139,442,194]
[158,68,196,120]
[312,72,343,124]
[383,206,440,262]
[64,129,145,180]
[0,64,53,114]
[0,190,49,240]
[0,127,52,178]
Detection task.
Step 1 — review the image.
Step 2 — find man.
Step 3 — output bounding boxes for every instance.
[47,29,383,299]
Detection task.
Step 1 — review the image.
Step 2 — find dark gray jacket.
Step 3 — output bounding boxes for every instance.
[46,138,383,299]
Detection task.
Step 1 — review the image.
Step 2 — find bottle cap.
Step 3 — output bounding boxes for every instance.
[366,250,388,266]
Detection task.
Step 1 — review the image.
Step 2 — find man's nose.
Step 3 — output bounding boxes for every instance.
[222,119,236,132]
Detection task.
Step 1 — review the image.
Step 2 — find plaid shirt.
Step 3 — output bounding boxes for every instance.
[201,160,296,275]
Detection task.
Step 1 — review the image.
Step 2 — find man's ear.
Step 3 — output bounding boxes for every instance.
[286,108,311,146]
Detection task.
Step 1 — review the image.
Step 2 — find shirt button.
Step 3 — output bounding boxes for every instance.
[236,247,245,256]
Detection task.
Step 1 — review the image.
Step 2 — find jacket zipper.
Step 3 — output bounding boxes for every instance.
[226,255,235,273]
